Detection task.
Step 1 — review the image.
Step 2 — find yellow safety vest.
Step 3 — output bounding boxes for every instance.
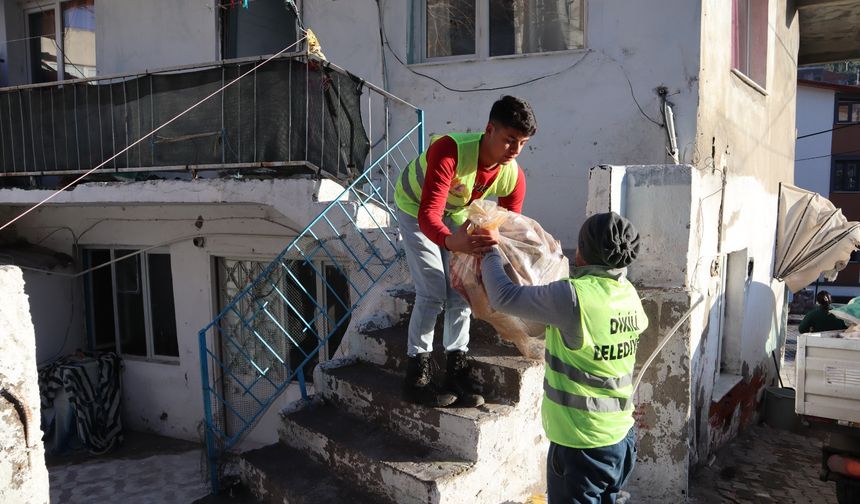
[394,132,519,225]
[543,275,648,448]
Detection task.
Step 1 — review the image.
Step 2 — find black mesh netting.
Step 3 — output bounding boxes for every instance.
[0,58,369,181]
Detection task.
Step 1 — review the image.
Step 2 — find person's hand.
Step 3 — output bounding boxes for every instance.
[445,223,498,254]
[472,226,500,245]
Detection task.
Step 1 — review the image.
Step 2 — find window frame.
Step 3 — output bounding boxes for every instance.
[831,157,860,193]
[84,247,180,363]
[24,0,96,84]
[835,96,860,125]
[731,0,769,92]
[411,0,587,64]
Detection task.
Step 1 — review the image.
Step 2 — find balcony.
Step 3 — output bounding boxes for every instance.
[0,52,375,186]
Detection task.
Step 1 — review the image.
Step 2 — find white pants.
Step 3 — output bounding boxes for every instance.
[398,209,471,356]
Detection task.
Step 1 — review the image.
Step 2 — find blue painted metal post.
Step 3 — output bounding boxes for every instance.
[198,329,220,495]
[416,109,425,153]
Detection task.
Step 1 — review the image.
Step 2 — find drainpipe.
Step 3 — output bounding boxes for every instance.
[660,87,680,164]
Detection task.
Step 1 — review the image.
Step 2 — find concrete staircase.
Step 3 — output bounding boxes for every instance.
[240,292,547,504]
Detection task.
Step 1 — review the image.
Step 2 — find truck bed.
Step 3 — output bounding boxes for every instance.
[796,331,860,424]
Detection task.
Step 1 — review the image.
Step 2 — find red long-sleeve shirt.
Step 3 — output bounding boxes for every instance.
[417,135,526,247]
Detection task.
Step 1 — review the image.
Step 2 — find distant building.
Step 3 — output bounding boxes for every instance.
[795,79,860,301]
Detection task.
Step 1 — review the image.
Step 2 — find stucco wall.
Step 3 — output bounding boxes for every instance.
[588,164,713,502]
[693,0,798,465]
[96,0,219,75]
[299,0,704,248]
[24,269,86,366]
[794,85,835,197]
[0,266,49,504]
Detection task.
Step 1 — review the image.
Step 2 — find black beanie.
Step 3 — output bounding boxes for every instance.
[578,212,640,268]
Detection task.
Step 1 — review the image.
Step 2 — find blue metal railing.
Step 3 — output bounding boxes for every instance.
[198,78,423,492]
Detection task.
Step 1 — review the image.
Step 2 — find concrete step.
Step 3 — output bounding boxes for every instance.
[353,324,543,405]
[241,443,392,504]
[279,399,473,504]
[317,361,516,461]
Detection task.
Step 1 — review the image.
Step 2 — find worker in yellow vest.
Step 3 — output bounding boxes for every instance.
[394,96,536,408]
[479,212,647,503]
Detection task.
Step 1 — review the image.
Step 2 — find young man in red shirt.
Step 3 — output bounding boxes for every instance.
[393,96,536,407]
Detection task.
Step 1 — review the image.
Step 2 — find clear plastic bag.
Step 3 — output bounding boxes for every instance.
[450,200,569,359]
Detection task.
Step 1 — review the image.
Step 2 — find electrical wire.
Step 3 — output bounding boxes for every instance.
[796,146,860,162]
[12,231,302,279]
[0,35,308,233]
[796,122,860,140]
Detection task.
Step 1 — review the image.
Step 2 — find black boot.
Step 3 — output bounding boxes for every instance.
[403,353,457,407]
[445,351,485,408]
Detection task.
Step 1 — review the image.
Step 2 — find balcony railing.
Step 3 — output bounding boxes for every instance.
[0,52,371,184]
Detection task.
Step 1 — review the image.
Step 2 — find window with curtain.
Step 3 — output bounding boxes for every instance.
[419,0,584,61]
[732,0,768,88]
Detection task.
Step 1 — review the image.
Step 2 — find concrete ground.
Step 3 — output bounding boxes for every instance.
[44,322,841,503]
[687,320,840,504]
[47,431,218,504]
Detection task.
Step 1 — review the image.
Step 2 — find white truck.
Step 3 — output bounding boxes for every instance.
[795,331,860,503]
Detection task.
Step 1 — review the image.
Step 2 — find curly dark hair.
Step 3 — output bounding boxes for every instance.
[489,95,537,137]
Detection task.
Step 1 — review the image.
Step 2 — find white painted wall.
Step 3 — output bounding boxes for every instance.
[302,0,702,248]
[795,85,835,197]
[692,0,798,466]
[96,0,219,75]
[1,177,362,443]
[23,269,86,366]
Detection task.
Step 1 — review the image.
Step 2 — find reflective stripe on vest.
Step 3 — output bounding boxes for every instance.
[541,274,648,449]
[544,349,633,391]
[394,132,518,225]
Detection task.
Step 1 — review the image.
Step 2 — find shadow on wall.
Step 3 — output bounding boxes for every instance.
[22,271,86,366]
[690,280,780,465]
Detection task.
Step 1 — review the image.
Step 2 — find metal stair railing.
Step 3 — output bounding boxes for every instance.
[198,73,424,493]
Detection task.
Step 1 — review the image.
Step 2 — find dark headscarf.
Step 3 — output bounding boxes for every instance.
[578,212,640,268]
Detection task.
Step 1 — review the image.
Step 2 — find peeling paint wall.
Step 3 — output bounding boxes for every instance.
[0,266,49,504]
[588,164,707,501]
[692,0,798,464]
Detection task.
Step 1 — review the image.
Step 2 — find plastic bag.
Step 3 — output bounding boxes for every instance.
[450,200,569,359]
[832,297,860,326]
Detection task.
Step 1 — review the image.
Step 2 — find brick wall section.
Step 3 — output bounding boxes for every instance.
[0,266,49,504]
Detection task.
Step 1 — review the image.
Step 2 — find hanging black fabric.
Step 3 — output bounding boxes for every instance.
[0,58,369,182]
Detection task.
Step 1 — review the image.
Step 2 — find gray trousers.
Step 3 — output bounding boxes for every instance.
[398,209,470,356]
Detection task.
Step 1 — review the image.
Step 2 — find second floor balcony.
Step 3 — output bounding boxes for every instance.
[0,52,387,188]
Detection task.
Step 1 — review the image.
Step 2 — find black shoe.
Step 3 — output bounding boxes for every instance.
[403,353,458,407]
[445,351,485,408]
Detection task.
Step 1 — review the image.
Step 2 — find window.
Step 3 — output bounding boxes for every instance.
[731,0,768,88]
[27,0,95,83]
[84,249,179,359]
[416,0,584,62]
[837,99,860,124]
[220,0,299,59]
[832,159,860,192]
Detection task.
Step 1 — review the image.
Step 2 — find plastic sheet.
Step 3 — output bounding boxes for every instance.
[450,200,569,359]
